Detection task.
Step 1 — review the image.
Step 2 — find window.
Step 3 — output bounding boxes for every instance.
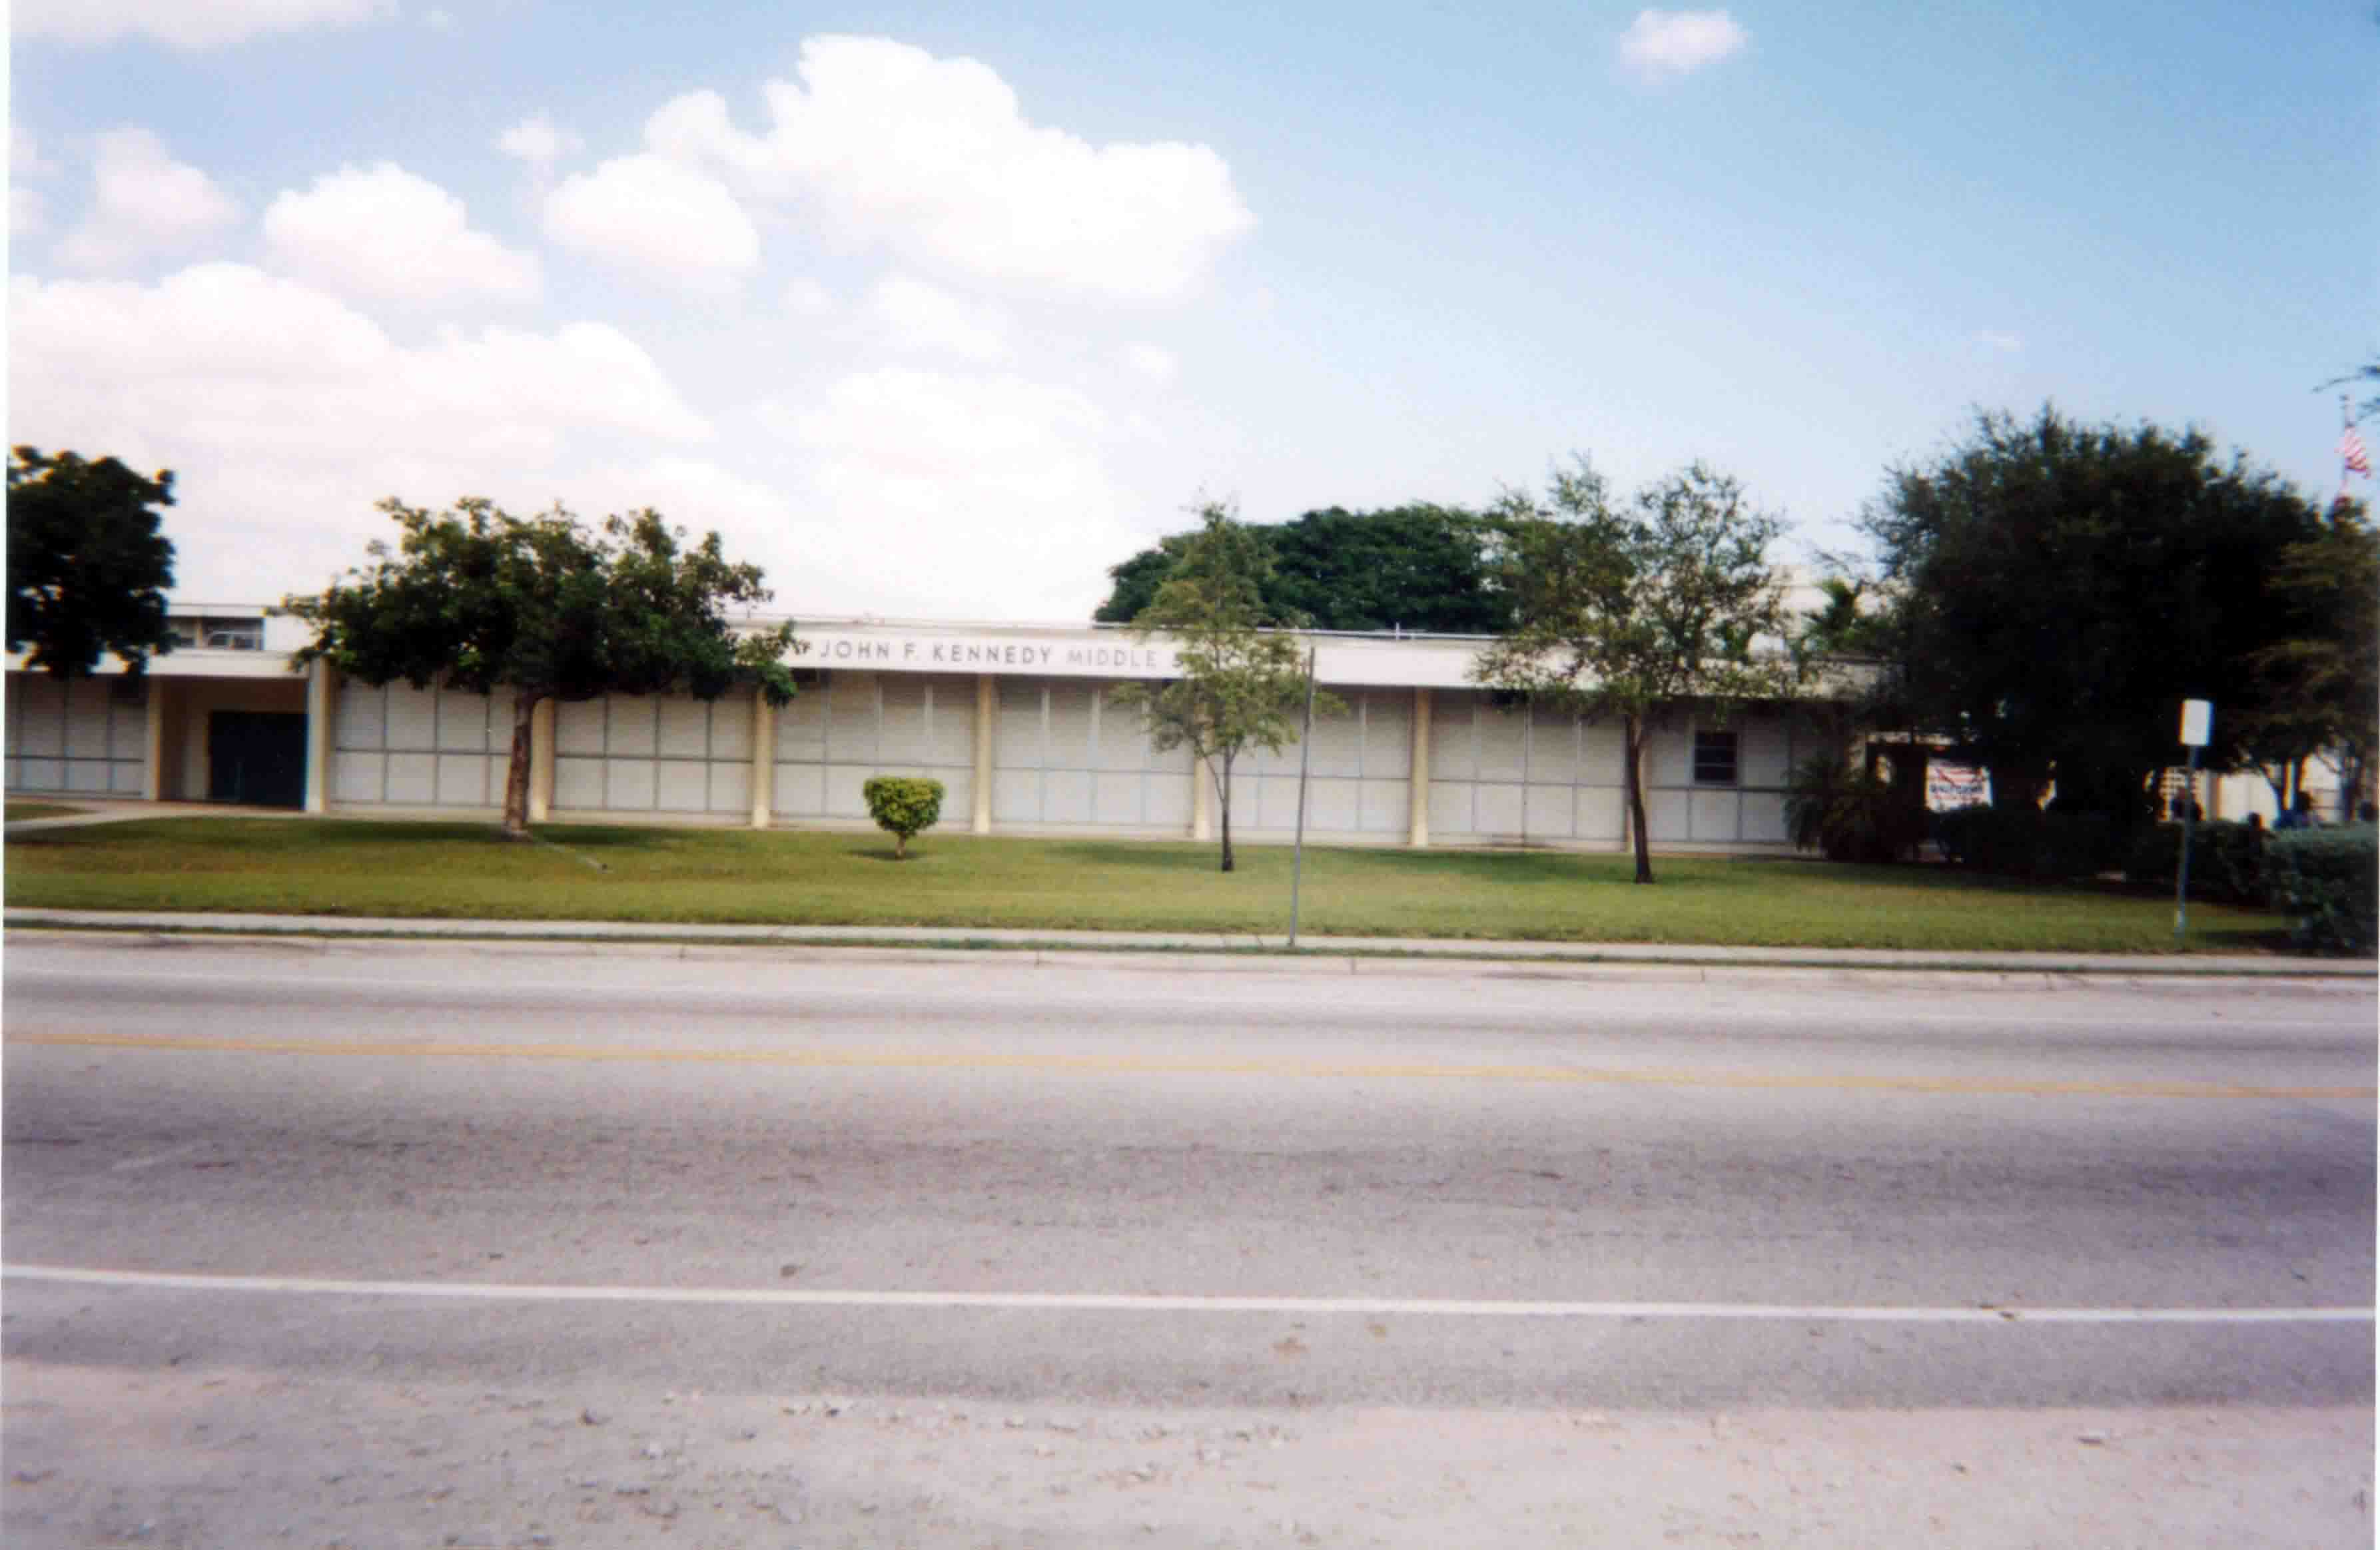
[169,616,264,651]
[1693,729,1739,786]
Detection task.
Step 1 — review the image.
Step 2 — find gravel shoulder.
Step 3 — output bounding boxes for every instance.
[5,1359,2369,1549]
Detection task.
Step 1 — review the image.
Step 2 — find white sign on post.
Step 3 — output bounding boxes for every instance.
[2180,699,2212,747]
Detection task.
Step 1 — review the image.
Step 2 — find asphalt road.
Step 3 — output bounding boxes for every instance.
[3,934,2373,1545]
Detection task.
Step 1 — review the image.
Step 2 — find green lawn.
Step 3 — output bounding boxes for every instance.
[1,815,2303,954]
[4,801,85,823]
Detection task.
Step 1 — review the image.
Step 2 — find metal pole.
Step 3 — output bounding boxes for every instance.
[2174,744,2201,941]
[1287,646,1318,949]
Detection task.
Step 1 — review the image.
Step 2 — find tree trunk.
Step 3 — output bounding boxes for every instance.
[1216,753,1236,873]
[1625,712,1654,885]
[895,831,908,859]
[502,691,540,839]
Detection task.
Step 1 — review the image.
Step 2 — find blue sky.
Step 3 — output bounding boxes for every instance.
[10,2,2375,621]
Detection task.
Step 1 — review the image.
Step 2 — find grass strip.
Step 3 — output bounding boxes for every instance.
[1,815,2319,956]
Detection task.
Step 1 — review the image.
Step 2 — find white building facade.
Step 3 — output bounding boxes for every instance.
[9,609,1847,852]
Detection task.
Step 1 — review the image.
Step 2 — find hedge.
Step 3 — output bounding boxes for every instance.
[2122,820,2268,907]
[2264,824,2377,955]
[1931,805,2122,881]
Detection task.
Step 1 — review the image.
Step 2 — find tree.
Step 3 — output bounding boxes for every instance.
[862,776,945,859]
[2237,498,2379,809]
[1860,406,2332,823]
[1471,460,1797,885]
[284,498,798,839]
[1108,502,1340,872]
[1094,504,1508,633]
[6,446,179,679]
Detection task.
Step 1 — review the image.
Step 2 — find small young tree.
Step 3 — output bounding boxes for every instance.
[1473,460,1798,884]
[1110,502,1340,873]
[862,776,945,859]
[284,498,798,839]
[6,446,179,679]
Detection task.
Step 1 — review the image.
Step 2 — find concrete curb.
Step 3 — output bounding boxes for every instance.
[7,909,2372,983]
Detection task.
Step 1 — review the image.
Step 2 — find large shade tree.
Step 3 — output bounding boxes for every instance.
[6,446,179,679]
[1109,502,1338,872]
[1096,504,1508,634]
[284,498,798,838]
[1860,406,2334,821]
[1473,460,1798,885]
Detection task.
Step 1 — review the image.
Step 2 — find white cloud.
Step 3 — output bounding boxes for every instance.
[13,0,394,49]
[643,36,1254,304]
[543,154,760,290]
[9,264,713,597]
[57,128,240,270]
[264,163,540,303]
[757,365,1140,617]
[1618,9,1748,81]
[862,274,1010,362]
[496,115,581,174]
[782,276,837,317]
[13,126,57,177]
[13,189,48,235]
[1119,342,1178,384]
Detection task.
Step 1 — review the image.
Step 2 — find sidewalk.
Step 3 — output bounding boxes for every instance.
[7,907,2371,980]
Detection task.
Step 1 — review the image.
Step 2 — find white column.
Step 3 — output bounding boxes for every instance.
[1407,687,1432,848]
[748,688,774,829]
[528,698,556,822]
[302,658,334,813]
[1192,757,1213,841]
[142,677,169,801]
[972,673,994,834]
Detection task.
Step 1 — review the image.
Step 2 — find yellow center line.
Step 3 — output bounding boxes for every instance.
[7,1030,2370,1101]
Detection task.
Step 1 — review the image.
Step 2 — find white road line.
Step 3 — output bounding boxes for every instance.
[4,1266,2367,1324]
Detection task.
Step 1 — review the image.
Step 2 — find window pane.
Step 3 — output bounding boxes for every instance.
[1693,730,1739,786]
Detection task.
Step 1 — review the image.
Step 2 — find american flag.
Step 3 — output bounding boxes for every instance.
[2345,422,2372,478]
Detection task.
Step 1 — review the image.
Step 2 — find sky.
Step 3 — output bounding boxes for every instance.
[9,2,2375,624]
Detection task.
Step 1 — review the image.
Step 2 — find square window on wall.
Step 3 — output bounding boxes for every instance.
[1693,730,1739,787]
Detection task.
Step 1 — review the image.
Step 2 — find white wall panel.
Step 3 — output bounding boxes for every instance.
[430,753,480,805]
[923,677,975,766]
[17,758,61,790]
[385,753,435,804]
[1474,783,1524,835]
[1524,785,1574,837]
[825,674,878,763]
[605,758,657,811]
[1042,769,1092,823]
[1307,777,1360,831]
[655,759,709,811]
[1476,704,1526,783]
[3,758,18,788]
[1044,685,1094,769]
[336,684,385,750]
[1579,721,1628,785]
[65,760,107,792]
[1427,781,1473,835]
[1429,694,1477,780]
[709,697,753,760]
[65,682,110,757]
[1646,788,1689,840]
[109,697,147,757]
[1527,709,1579,785]
[823,765,871,818]
[1690,789,1739,841]
[1359,778,1407,833]
[707,761,749,813]
[1741,791,1788,843]
[775,689,827,758]
[995,682,1041,765]
[772,763,825,816]
[385,685,437,751]
[657,697,710,758]
[877,677,928,761]
[1146,771,1192,827]
[607,697,657,758]
[1258,774,1306,830]
[1306,707,1362,777]
[992,770,1039,823]
[1094,772,1142,823]
[109,760,144,793]
[435,690,489,752]
[554,757,605,810]
[556,698,606,756]
[1575,787,1625,840]
[332,751,383,803]
[1740,719,1790,788]
[1645,723,1690,787]
[1363,692,1412,777]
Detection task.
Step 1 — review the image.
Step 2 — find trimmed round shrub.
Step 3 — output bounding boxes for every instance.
[861,775,945,859]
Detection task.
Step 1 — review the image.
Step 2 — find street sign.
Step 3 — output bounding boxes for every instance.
[2180,699,2212,747]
